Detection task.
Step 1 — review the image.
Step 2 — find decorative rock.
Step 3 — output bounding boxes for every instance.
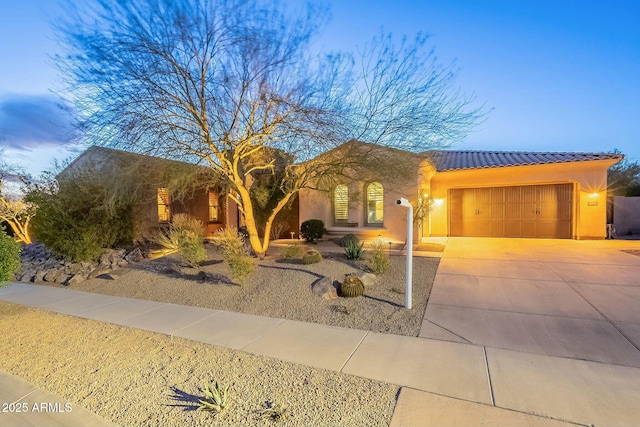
[65,274,86,286]
[312,277,338,300]
[358,272,377,287]
[43,270,63,283]
[109,249,127,265]
[124,247,144,263]
[33,271,46,283]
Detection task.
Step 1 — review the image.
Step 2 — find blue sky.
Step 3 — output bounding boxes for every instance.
[1,0,639,176]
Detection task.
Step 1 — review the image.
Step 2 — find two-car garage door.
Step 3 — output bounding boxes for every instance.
[450,183,573,238]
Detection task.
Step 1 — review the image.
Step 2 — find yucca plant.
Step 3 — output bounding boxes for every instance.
[343,240,365,260]
[198,382,230,415]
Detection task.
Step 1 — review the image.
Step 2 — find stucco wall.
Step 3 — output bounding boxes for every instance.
[613,196,640,236]
[427,159,615,239]
[298,179,419,243]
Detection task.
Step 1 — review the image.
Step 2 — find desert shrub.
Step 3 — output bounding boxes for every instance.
[344,240,365,260]
[157,214,206,267]
[226,253,254,283]
[0,227,21,283]
[237,226,249,240]
[300,219,324,243]
[368,239,390,275]
[26,175,134,262]
[214,227,253,283]
[338,233,359,247]
[214,227,246,258]
[282,243,303,259]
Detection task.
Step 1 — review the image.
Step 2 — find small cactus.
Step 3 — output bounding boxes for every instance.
[302,249,322,265]
[341,275,365,298]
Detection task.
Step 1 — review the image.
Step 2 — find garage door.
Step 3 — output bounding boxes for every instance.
[450,184,573,238]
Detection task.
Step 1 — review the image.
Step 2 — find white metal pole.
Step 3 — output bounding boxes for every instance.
[396,198,414,309]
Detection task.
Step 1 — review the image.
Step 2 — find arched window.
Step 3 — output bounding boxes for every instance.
[334,184,349,223]
[367,182,384,225]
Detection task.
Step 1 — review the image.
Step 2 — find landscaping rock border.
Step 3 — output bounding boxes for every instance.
[15,244,147,286]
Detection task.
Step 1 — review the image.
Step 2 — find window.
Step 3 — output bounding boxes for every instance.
[334,184,348,223]
[366,182,384,225]
[208,192,219,222]
[157,188,170,222]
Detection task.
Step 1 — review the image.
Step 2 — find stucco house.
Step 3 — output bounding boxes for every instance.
[59,146,241,242]
[299,141,622,242]
[63,142,621,245]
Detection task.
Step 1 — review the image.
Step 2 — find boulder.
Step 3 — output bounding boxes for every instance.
[358,272,377,287]
[89,268,111,279]
[65,274,86,286]
[33,270,46,283]
[43,269,63,283]
[312,276,338,300]
[124,247,144,263]
[109,249,127,265]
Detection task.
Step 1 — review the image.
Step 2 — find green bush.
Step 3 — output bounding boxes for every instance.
[300,219,324,243]
[157,214,206,267]
[226,253,254,283]
[338,233,359,247]
[368,240,390,275]
[344,240,365,260]
[26,176,134,262]
[214,227,247,258]
[0,228,21,284]
[214,227,254,284]
[282,243,303,259]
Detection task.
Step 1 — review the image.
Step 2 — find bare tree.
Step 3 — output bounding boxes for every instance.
[0,154,35,244]
[55,0,483,257]
[608,149,640,196]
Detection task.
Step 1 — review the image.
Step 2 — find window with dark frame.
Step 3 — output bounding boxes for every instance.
[157,188,170,222]
[208,192,219,222]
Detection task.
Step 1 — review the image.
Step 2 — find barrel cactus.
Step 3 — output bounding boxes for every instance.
[341,275,365,298]
[302,249,322,265]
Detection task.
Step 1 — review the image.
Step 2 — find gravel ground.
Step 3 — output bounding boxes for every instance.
[4,242,438,426]
[38,241,439,336]
[0,302,398,427]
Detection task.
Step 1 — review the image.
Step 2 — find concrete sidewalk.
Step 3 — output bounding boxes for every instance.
[2,280,640,426]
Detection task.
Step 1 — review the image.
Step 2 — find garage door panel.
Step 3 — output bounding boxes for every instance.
[450,184,573,239]
[491,221,505,237]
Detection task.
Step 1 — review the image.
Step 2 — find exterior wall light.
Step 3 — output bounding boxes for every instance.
[433,198,444,206]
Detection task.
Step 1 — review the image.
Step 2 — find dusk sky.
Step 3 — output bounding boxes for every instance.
[1,0,639,176]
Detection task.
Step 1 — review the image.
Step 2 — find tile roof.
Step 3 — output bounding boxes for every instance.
[424,150,623,172]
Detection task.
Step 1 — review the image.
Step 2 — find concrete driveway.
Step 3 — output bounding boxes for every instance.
[420,237,640,367]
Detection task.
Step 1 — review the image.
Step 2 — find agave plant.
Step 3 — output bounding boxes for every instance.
[260,401,287,423]
[343,240,365,260]
[197,381,230,414]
